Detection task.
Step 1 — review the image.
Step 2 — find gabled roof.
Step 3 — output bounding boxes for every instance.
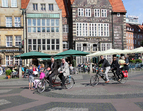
[21,0,74,17]
[109,0,126,13]
[127,23,143,33]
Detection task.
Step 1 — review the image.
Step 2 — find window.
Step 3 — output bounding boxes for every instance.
[2,0,8,7]
[33,3,38,10]
[6,36,12,47]
[28,39,32,51]
[47,39,50,50]
[49,4,53,11]
[38,39,41,51]
[85,9,91,17]
[41,4,46,11]
[83,44,87,51]
[6,56,13,65]
[63,42,68,49]
[83,23,87,36]
[117,13,120,17]
[52,39,55,50]
[28,19,59,33]
[15,17,21,27]
[6,17,12,27]
[78,8,84,17]
[77,43,81,51]
[101,9,107,17]
[89,23,97,36]
[33,39,37,50]
[93,44,97,51]
[42,39,46,50]
[11,0,17,7]
[63,25,68,33]
[56,39,59,50]
[94,9,100,17]
[15,36,21,47]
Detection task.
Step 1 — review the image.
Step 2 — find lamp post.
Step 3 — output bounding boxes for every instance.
[19,42,22,78]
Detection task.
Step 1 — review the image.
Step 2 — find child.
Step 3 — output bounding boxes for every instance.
[28,66,34,90]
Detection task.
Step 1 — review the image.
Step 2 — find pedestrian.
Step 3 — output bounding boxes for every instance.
[28,66,34,90]
[124,55,129,71]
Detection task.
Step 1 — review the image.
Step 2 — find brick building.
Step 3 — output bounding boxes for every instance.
[0,0,23,65]
[71,0,126,64]
[126,23,143,49]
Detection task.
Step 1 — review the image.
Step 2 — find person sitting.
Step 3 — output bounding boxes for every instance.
[118,56,126,70]
[98,55,111,83]
[111,56,121,81]
[58,58,70,88]
[47,57,58,88]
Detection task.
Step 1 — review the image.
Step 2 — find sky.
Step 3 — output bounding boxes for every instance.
[122,0,143,24]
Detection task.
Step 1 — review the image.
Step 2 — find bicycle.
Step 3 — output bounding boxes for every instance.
[90,67,128,86]
[37,74,75,93]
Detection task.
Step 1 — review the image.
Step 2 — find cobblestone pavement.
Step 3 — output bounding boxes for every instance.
[0,71,143,111]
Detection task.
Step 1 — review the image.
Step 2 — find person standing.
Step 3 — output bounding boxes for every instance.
[48,57,58,87]
[28,66,34,90]
[124,55,129,71]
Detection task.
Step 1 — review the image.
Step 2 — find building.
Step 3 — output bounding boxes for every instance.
[71,0,126,64]
[21,0,64,56]
[0,0,23,65]
[126,15,140,25]
[126,23,143,49]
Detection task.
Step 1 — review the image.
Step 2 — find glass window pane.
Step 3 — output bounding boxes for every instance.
[32,19,36,26]
[47,39,50,44]
[56,27,59,32]
[37,27,41,32]
[51,27,54,32]
[47,27,50,32]
[52,39,55,44]
[28,19,31,26]
[47,19,50,26]
[42,45,45,50]
[33,27,36,32]
[33,39,36,44]
[55,19,59,26]
[47,45,50,50]
[38,39,41,44]
[56,39,59,44]
[28,27,31,32]
[42,19,45,26]
[42,39,45,44]
[42,27,45,32]
[33,45,36,50]
[51,19,54,26]
[56,45,59,50]
[28,39,31,44]
[37,19,41,26]
[52,45,55,50]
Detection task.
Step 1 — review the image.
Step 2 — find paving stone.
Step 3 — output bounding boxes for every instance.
[0,95,36,110]
[23,102,116,111]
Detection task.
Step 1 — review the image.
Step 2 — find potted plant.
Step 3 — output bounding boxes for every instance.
[6,69,12,79]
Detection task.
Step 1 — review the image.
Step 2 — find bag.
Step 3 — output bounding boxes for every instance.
[40,72,45,79]
[122,70,128,78]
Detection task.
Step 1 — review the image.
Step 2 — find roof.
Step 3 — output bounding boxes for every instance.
[126,23,143,33]
[109,0,126,13]
[21,0,74,17]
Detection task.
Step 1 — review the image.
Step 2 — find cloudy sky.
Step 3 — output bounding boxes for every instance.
[122,0,143,24]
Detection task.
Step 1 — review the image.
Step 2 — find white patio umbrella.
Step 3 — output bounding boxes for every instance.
[131,47,143,53]
[86,51,102,57]
[101,49,122,55]
[116,49,132,54]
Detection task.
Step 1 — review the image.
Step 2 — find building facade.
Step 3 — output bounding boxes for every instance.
[126,23,143,49]
[0,0,23,65]
[72,0,126,64]
[22,0,63,55]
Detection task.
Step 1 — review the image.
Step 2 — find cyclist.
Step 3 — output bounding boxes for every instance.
[47,57,58,87]
[111,56,121,81]
[98,55,110,83]
[58,58,70,88]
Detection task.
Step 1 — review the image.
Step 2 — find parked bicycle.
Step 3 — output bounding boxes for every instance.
[37,74,75,93]
[90,67,128,86]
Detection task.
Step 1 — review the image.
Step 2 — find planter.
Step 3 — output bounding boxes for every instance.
[7,75,11,79]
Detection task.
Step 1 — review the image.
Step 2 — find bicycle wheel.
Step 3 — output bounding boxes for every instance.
[90,75,99,86]
[119,72,128,84]
[64,76,75,89]
[37,80,46,93]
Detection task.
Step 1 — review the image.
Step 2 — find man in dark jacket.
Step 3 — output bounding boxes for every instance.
[111,56,120,81]
[98,55,110,83]
[48,57,58,87]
